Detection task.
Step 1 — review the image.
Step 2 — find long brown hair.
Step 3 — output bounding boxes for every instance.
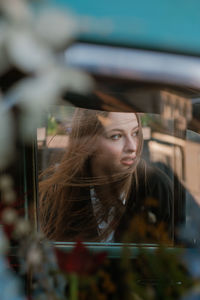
[39,108,143,242]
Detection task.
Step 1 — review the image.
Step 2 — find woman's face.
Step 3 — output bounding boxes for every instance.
[91,112,140,176]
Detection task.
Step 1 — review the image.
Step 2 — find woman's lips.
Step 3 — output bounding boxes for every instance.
[121,157,136,166]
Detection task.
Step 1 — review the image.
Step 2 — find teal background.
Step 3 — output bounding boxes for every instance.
[47,0,200,55]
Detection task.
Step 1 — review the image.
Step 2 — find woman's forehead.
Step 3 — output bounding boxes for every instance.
[105,112,138,128]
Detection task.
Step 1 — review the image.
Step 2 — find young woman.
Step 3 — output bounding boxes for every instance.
[39,108,173,243]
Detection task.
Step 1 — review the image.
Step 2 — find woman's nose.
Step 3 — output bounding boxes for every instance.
[124,136,137,152]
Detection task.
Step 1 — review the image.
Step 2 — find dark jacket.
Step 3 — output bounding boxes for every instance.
[114,162,173,243]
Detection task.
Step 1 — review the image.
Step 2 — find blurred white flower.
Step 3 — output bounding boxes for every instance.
[0,2,95,297]
[61,68,94,94]
[0,175,16,204]
[14,219,31,237]
[0,175,13,190]
[27,245,43,266]
[0,0,32,24]
[2,189,16,205]
[35,7,78,49]
[2,208,18,225]
[0,0,94,145]
[10,71,63,141]
[8,65,93,141]
[6,28,54,73]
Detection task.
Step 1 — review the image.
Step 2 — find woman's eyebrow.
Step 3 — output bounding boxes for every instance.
[107,129,124,133]
[108,126,139,132]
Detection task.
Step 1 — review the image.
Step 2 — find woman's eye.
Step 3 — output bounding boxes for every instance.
[110,134,122,140]
[132,131,139,137]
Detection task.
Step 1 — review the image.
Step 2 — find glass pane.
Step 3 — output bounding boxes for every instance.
[37,99,185,245]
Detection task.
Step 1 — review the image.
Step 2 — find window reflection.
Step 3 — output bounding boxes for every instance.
[37,106,181,244]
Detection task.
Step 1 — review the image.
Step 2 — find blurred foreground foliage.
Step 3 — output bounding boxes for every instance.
[54,242,193,300]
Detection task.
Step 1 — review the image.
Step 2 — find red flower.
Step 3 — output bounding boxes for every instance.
[55,241,107,275]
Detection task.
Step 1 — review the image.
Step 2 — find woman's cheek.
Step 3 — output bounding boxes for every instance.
[105,142,121,158]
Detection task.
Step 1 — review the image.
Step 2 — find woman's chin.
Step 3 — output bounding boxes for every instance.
[114,164,135,174]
